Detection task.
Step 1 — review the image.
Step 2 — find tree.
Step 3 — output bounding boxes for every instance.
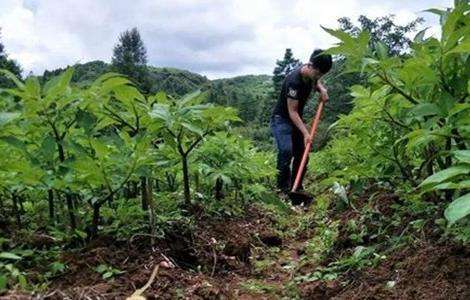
[111,28,150,92]
[337,15,424,55]
[272,48,301,98]
[150,91,239,206]
[312,14,425,141]
[319,1,469,224]
[195,132,275,201]
[0,29,22,88]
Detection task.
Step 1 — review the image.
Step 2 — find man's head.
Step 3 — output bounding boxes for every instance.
[305,49,332,81]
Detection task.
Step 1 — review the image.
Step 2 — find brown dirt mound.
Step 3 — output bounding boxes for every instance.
[16,205,278,299]
[3,196,469,300]
[299,242,470,300]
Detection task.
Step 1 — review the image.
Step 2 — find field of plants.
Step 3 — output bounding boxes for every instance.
[0,1,469,299]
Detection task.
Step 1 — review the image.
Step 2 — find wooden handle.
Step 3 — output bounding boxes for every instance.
[291,100,325,192]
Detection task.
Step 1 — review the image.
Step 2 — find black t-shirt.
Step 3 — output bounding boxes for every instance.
[272,66,315,120]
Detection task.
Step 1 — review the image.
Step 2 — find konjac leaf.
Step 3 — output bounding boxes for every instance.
[424,8,447,17]
[0,69,25,90]
[0,275,7,290]
[101,77,131,93]
[410,103,441,118]
[431,180,470,190]
[95,264,107,273]
[0,252,22,260]
[24,76,41,98]
[445,193,470,225]
[0,112,20,126]
[45,68,74,100]
[420,165,470,189]
[454,150,470,164]
[414,27,429,43]
[447,41,470,54]
[181,122,204,136]
[321,26,356,44]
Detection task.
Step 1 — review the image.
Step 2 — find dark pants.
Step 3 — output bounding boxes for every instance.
[270,115,308,192]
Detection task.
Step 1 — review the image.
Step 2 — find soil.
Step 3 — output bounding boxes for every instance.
[2,196,470,300]
[299,243,470,300]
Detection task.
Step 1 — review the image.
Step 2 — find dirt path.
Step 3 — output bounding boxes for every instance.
[3,199,470,299]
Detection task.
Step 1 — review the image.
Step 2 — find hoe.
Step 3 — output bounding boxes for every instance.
[288,98,326,206]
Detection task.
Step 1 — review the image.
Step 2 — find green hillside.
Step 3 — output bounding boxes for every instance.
[146,66,209,96]
[208,74,273,123]
[40,61,210,96]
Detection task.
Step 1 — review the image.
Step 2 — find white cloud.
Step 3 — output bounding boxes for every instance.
[0,0,452,79]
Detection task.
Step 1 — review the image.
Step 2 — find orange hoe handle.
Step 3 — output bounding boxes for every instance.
[291,99,326,192]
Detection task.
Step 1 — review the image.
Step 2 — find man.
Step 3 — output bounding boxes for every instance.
[270,49,332,194]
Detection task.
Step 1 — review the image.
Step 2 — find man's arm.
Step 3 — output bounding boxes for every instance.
[287,98,311,146]
[316,80,329,101]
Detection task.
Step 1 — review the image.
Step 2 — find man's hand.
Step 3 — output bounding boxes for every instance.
[316,81,329,102]
[288,98,311,144]
[303,132,312,147]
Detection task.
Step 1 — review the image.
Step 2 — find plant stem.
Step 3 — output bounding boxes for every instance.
[48,189,55,223]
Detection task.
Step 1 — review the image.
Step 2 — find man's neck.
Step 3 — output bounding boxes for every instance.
[300,65,313,84]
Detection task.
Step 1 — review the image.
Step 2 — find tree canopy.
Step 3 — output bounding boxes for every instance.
[0,30,22,88]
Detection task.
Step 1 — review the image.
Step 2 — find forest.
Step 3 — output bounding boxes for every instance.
[0,1,469,299]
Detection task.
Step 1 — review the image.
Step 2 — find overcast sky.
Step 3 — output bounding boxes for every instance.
[0,0,452,79]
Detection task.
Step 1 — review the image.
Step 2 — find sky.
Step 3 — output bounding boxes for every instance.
[0,0,453,79]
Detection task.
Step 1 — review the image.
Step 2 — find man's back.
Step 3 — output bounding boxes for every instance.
[272,67,314,120]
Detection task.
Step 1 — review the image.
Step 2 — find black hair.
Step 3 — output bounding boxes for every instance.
[309,49,332,74]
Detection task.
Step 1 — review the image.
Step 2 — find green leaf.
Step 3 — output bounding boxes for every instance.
[410,103,441,117]
[50,261,66,273]
[424,8,446,16]
[0,69,25,89]
[95,264,108,273]
[447,41,470,54]
[375,42,388,59]
[45,68,74,99]
[0,252,22,260]
[39,135,56,161]
[449,103,470,117]
[181,122,204,136]
[349,85,370,98]
[0,112,20,126]
[92,72,123,87]
[454,150,470,164]
[361,58,379,73]
[77,109,97,133]
[90,139,110,159]
[154,91,168,104]
[150,105,170,121]
[101,77,131,93]
[321,26,355,44]
[0,275,7,290]
[18,274,27,289]
[0,136,27,152]
[24,76,41,98]
[433,180,470,190]
[179,90,202,107]
[445,193,470,225]
[113,85,144,103]
[420,165,470,189]
[441,3,464,44]
[74,229,87,239]
[414,27,429,43]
